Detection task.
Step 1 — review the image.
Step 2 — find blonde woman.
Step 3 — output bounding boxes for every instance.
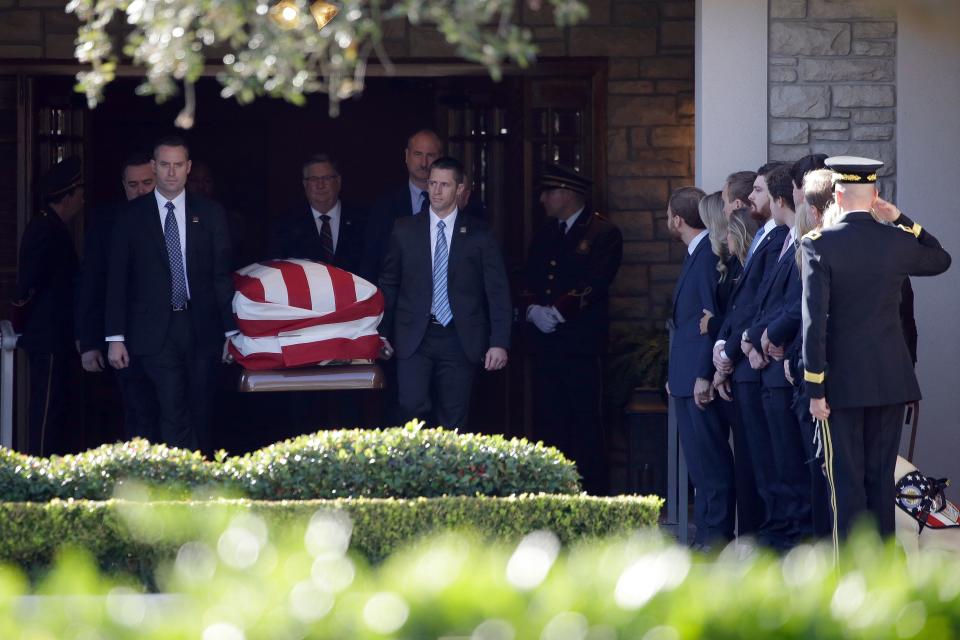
[697,191,737,338]
[726,208,759,268]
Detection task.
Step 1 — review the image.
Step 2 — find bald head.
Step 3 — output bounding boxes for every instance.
[405,130,443,188]
[835,181,878,213]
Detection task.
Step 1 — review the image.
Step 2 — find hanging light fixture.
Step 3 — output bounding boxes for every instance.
[309,0,339,29]
[270,0,301,29]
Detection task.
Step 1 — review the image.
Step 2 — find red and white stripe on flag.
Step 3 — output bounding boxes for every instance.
[228,259,384,370]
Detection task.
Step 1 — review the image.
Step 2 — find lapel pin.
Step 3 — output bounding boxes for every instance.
[459,226,467,234]
[192,216,199,223]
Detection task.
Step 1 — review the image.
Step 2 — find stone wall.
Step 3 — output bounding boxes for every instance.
[769,0,897,199]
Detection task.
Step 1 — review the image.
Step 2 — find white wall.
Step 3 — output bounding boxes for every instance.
[695,0,768,191]
[897,2,960,481]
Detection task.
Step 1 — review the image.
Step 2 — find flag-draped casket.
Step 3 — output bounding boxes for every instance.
[228,259,384,370]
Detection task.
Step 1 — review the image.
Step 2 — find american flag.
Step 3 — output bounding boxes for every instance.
[228,259,384,370]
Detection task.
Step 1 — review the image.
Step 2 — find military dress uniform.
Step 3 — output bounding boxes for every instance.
[521,165,623,495]
[801,156,952,537]
[15,157,82,455]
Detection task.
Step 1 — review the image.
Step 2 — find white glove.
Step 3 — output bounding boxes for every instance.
[549,306,565,324]
[527,305,559,333]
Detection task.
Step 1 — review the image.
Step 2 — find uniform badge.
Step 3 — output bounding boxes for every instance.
[803,230,821,240]
[576,240,590,254]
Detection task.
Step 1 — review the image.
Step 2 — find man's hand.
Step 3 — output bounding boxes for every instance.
[222,338,234,364]
[379,338,394,360]
[713,342,733,375]
[484,347,508,371]
[760,329,770,354]
[741,339,754,356]
[767,344,785,361]
[81,349,105,373]
[873,197,901,223]
[108,342,130,370]
[712,370,732,402]
[748,349,768,370]
[694,377,714,409]
[810,397,831,421]
[784,360,795,386]
[699,309,714,336]
[527,305,559,333]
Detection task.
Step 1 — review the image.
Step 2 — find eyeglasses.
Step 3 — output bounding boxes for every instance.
[303,175,340,186]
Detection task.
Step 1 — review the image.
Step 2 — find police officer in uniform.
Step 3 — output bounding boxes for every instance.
[801,156,951,538]
[521,164,623,495]
[14,156,83,455]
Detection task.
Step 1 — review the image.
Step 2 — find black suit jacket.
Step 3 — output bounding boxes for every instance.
[105,192,236,355]
[801,212,951,408]
[521,212,623,356]
[15,210,78,353]
[716,223,788,383]
[667,235,719,398]
[269,200,366,275]
[378,211,511,363]
[747,239,801,388]
[76,203,123,353]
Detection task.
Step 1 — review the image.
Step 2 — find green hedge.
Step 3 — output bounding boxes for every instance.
[0,423,581,502]
[0,495,662,574]
[0,521,955,639]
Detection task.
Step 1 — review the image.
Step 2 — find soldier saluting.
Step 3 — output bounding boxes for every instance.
[800,156,951,539]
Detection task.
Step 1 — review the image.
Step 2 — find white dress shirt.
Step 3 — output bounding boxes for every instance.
[409,180,428,215]
[688,229,708,255]
[560,207,584,233]
[312,199,341,251]
[429,208,459,264]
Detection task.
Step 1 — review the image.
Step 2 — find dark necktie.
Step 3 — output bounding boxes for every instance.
[558,220,567,235]
[163,201,188,308]
[419,190,430,215]
[318,214,334,263]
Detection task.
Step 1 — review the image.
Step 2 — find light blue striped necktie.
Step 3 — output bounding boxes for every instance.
[431,220,453,326]
[745,224,766,265]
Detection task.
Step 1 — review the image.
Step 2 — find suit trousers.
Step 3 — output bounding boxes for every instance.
[116,357,159,442]
[825,404,904,537]
[717,397,763,536]
[396,320,476,429]
[139,310,218,452]
[761,384,813,547]
[675,397,735,545]
[531,354,606,495]
[734,380,786,543]
[27,351,71,456]
[792,386,832,539]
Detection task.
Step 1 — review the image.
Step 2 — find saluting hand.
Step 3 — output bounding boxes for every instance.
[484,347,508,371]
[108,342,129,370]
[873,198,901,223]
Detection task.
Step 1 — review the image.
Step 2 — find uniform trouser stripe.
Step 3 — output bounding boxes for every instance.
[818,417,840,566]
[39,354,54,458]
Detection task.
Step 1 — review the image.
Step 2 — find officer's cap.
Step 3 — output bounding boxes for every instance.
[824,155,883,185]
[539,164,592,195]
[40,156,83,199]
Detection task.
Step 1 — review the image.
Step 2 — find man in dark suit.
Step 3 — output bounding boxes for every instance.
[269,153,366,275]
[106,135,236,451]
[76,152,159,441]
[14,156,83,455]
[378,157,511,429]
[520,164,623,495]
[741,164,811,549]
[802,156,951,538]
[666,186,735,549]
[713,165,789,544]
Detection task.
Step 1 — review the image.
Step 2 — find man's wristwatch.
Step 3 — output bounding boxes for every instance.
[741,330,751,343]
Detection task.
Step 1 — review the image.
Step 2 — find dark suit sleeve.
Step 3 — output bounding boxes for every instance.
[480,230,512,351]
[800,236,829,399]
[15,220,53,302]
[553,225,623,321]
[210,203,237,333]
[894,214,952,277]
[900,278,918,365]
[766,264,802,347]
[377,227,402,343]
[105,211,132,338]
[75,220,110,352]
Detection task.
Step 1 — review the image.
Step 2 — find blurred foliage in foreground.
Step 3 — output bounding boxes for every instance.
[0,503,959,639]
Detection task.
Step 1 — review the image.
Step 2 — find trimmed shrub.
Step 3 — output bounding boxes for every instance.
[219,424,581,499]
[0,495,662,574]
[0,447,55,502]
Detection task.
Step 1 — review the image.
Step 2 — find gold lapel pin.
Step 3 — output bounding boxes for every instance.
[192,216,199,223]
[459,226,467,233]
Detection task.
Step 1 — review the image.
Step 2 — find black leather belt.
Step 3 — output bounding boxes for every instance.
[430,315,453,327]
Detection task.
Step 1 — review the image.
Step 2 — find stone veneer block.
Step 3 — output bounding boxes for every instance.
[608,59,640,79]
[0,44,43,57]
[853,109,895,124]
[639,56,694,79]
[770,67,798,82]
[613,147,689,177]
[0,10,42,42]
[609,96,677,126]
[853,22,896,39]
[612,3,659,25]
[768,144,812,162]
[812,130,850,141]
[609,177,670,210]
[771,121,810,145]
[853,125,894,141]
[607,211,656,241]
[771,57,799,66]
[568,27,657,57]
[608,129,629,163]
[807,0,895,19]
[853,40,895,56]
[610,264,651,294]
[798,58,894,82]
[650,125,694,148]
[811,120,850,131]
[771,0,807,19]
[770,85,831,118]
[832,85,895,108]
[660,20,695,48]
[771,22,851,56]
[608,80,655,94]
